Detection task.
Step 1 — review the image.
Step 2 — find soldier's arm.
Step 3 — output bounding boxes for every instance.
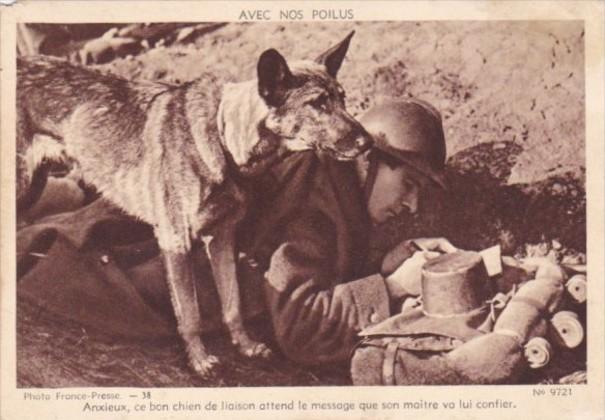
[262,212,392,365]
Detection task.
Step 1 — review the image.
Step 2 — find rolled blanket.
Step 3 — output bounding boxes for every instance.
[566,274,587,304]
[550,310,584,349]
[446,263,566,383]
[524,337,552,369]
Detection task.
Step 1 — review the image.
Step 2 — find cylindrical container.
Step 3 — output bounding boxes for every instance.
[421,251,492,316]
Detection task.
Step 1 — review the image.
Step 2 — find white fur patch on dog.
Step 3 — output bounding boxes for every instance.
[26,134,67,178]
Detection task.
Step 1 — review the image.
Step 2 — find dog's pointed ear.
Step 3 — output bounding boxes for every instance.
[257,48,293,107]
[315,30,355,78]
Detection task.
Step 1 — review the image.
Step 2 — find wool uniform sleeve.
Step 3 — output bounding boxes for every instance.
[263,211,391,365]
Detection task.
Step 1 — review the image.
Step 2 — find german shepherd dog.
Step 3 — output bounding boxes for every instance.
[17,31,372,376]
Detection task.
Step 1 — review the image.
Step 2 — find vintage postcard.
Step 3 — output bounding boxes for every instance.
[1,1,604,419]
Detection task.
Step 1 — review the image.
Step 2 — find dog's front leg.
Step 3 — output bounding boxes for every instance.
[162,248,219,377]
[203,227,272,359]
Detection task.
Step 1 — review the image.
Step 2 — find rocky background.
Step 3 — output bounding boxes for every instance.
[17,21,586,386]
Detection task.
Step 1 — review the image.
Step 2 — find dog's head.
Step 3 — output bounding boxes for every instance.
[257,31,372,161]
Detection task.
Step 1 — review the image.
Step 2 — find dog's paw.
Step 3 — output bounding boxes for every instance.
[189,353,220,377]
[185,338,220,377]
[239,341,273,359]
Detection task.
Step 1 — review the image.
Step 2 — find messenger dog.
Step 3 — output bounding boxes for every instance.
[17,31,371,376]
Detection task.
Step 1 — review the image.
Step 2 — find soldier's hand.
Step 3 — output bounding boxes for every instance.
[384,250,440,299]
[519,257,566,282]
[381,237,457,276]
[411,237,457,254]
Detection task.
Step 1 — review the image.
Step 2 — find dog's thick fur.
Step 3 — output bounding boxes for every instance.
[17,31,371,376]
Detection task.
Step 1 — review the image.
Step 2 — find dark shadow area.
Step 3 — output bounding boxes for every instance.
[369,141,585,266]
[17,299,348,387]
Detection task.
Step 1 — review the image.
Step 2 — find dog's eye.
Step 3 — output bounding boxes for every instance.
[308,94,329,111]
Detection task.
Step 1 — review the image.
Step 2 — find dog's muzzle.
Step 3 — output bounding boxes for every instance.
[328,128,374,160]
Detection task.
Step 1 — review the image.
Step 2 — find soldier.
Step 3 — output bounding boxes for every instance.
[251,99,457,364]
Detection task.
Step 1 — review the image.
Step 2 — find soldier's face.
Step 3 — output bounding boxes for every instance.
[367,162,429,225]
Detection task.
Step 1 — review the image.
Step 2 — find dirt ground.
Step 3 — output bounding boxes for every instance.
[17,21,586,386]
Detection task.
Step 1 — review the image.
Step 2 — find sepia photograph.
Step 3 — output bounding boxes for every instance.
[14,19,588,387]
[1,2,604,419]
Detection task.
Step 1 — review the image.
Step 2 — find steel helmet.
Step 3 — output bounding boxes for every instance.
[359,99,447,188]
